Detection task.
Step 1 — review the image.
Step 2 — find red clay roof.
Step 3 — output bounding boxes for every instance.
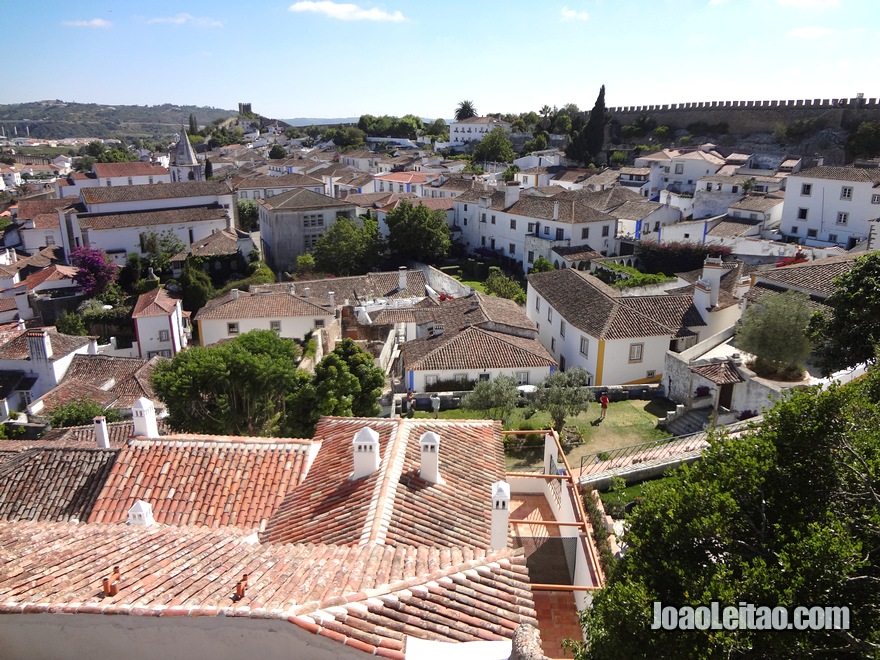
[61,354,162,409]
[88,436,313,529]
[0,329,91,361]
[0,520,535,654]
[401,326,555,372]
[92,162,169,178]
[262,417,506,549]
[132,287,179,318]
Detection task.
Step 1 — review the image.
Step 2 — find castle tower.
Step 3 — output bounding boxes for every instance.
[170,129,203,182]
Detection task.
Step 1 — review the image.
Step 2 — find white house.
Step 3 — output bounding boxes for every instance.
[635,145,726,198]
[55,162,172,199]
[0,328,95,403]
[194,288,335,347]
[447,116,511,146]
[132,287,189,358]
[526,258,748,385]
[233,173,324,201]
[779,165,880,249]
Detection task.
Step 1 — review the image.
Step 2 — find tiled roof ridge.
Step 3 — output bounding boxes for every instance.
[360,419,408,545]
[129,435,314,448]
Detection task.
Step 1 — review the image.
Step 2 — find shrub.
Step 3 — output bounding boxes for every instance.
[738,409,757,421]
[49,398,122,428]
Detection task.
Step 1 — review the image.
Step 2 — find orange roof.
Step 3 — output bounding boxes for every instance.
[374,171,428,184]
[132,287,179,318]
[92,162,169,178]
[88,436,313,529]
[262,417,506,548]
[20,264,78,291]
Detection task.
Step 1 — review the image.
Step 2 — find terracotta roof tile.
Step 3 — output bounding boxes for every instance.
[707,217,762,238]
[78,204,228,231]
[792,165,880,183]
[194,290,332,321]
[132,287,179,318]
[0,329,91,361]
[80,181,231,205]
[259,187,354,211]
[92,162,169,178]
[61,354,162,408]
[88,436,313,529]
[401,326,555,372]
[252,270,428,304]
[690,361,744,385]
[752,251,867,298]
[0,448,118,522]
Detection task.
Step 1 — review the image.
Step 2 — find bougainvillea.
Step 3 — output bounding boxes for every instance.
[70,246,118,296]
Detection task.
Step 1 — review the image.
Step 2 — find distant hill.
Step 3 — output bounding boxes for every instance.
[283,117,360,127]
[0,101,239,140]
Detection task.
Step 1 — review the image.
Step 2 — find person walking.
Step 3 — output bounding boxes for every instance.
[599,392,609,420]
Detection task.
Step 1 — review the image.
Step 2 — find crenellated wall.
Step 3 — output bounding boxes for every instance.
[604,97,880,134]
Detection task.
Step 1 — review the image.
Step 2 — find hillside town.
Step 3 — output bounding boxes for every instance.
[1,87,879,660]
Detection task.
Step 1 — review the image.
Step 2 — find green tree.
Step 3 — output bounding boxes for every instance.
[736,291,812,378]
[312,217,383,276]
[188,113,198,135]
[583,84,607,162]
[203,158,213,180]
[180,262,214,312]
[501,165,520,182]
[610,151,628,166]
[140,229,186,276]
[472,127,516,164]
[296,253,316,275]
[55,311,87,336]
[573,371,880,659]
[530,256,554,273]
[535,367,592,433]
[522,132,548,154]
[385,201,451,264]
[326,338,385,417]
[49,397,121,428]
[461,375,519,421]
[484,267,526,304]
[236,199,259,232]
[455,100,477,121]
[268,144,287,159]
[846,120,880,160]
[152,330,311,437]
[811,251,880,375]
[425,118,449,141]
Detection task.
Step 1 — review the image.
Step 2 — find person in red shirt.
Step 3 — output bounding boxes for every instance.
[599,392,609,420]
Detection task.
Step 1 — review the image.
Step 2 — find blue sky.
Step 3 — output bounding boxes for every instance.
[6,0,879,120]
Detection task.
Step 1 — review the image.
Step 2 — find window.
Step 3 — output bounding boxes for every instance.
[425,374,438,386]
[464,204,468,211]
[527,222,535,233]
[807,229,818,238]
[527,250,534,264]
[828,233,838,243]
[674,163,684,174]
[749,213,758,220]
[837,212,849,225]
[491,215,496,224]
[559,355,566,371]
[580,337,589,356]
[873,194,880,204]
[790,226,799,234]
[158,330,170,342]
[227,323,239,335]
[841,186,853,200]
[270,320,281,332]
[547,307,552,322]
[628,343,643,362]
[801,183,812,196]
[515,371,529,385]
[551,337,556,352]
[510,219,516,230]
[148,176,154,184]
[481,236,486,247]
[454,373,467,382]
[44,234,55,246]
[601,225,610,237]
[479,373,490,381]
[481,213,486,223]
[463,217,468,226]
[543,226,550,236]
[581,227,589,240]
[555,228,564,241]
[509,243,515,255]
[797,208,808,220]
[535,296,540,311]
[314,319,325,329]
[706,183,712,191]
[127,177,133,186]
[731,186,739,194]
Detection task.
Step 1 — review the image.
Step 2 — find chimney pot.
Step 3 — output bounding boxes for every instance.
[303,287,310,298]
[230,288,240,301]
[132,397,159,437]
[418,431,444,485]
[94,415,110,449]
[328,291,336,308]
[398,266,407,291]
[127,499,155,526]
[490,480,511,551]
[351,426,380,479]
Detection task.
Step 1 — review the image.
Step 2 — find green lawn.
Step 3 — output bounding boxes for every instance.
[412,398,677,471]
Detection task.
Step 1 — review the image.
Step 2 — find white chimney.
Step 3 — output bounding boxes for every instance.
[288,283,296,296]
[26,330,52,361]
[700,257,724,307]
[553,201,559,221]
[504,182,520,207]
[490,480,511,551]
[16,318,25,331]
[419,431,444,485]
[328,291,336,308]
[351,426,380,479]
[132,397,159,437]
[398,266,407,291]
[303,287,310,298]
[127,499,155,527]
[230,288,240,300]
[94,415,110,449]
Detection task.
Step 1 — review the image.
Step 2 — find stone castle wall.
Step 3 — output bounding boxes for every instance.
[604,96,880,134]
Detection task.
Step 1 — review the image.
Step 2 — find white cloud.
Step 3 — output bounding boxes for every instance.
[561,6,589,20]
[708,0,730,5]
[147,13,223,27]
[777,0,839,8]
[288,1,405,22]
[63,18,111,28]
[789,25,837,38]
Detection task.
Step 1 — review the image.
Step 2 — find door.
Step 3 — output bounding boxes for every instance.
[718,383,734,410]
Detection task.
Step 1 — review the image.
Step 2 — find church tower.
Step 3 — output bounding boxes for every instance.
[170,129,203,182]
